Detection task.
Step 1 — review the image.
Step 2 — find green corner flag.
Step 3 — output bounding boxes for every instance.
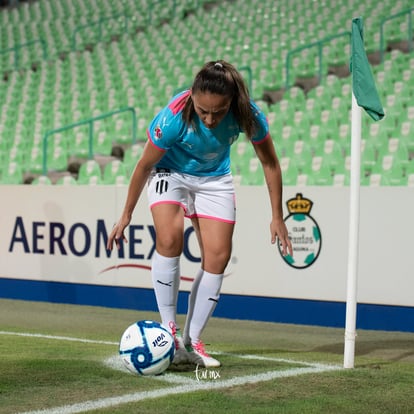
[350,17,385,121]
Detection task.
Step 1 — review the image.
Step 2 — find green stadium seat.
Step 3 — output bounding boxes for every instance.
[103,159,129,185]
[333,171,350,187]
[8,145,28,170]
[290,140,313,174]
[48,146,69,172]
[381,166,408,186]
[72,131,91,159]
[275,99,295,123]
[304,124,329,155]
[361,142,378,175]
[284,87,306,111]
[304,96,324,115]
[280,156,299,186]
[331,96,350,115]
[32,175,52,185]
[405,160,414,187]
[56,175,78,185]
[366,173,385,187]
[0,162,24,184]
[399,121,414,153]
[230,137,255,175]
[296,172,314,186]
[82,175,103,186]
[94,130,113,156]
[26,146,44,175]
[123,143,144,175]
[319,140,344,173]
[323,74,343,97]
[77,159,102,184]
[291,110,312,140]
[275,134,296,159]
[240,157,264,186]
[310,156,334,185]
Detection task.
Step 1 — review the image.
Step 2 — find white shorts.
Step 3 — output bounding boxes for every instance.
[147,168,236,223]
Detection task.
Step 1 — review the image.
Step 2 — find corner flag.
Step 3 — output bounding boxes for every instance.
[350,17,385,121]
[344,17,384,369]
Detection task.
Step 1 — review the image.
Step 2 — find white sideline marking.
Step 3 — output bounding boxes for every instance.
[0,330,118,346]
[17,365,340,414]
[1,331,342,414]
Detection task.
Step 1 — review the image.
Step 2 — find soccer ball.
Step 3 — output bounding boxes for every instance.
[119,320,175,376]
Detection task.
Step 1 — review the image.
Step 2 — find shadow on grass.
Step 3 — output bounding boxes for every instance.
[312,339,414,361]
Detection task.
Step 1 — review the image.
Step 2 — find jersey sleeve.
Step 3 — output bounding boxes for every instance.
[147,106,182,151]
[250,100,270,144]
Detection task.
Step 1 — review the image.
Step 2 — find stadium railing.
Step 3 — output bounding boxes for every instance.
[379,7,414,63]
[284,31,351,89]
[41,107,137,176]
[0,38,48,71]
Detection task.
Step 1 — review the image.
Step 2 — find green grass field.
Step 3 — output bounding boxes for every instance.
[0,299,413,414]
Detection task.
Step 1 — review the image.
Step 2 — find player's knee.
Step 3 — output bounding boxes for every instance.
[203,249,231,274]
[156,234,183,257]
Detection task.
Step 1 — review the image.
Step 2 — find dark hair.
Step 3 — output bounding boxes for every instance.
[182,60,258,139]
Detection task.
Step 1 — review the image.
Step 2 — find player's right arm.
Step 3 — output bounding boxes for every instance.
[106,140,165,251]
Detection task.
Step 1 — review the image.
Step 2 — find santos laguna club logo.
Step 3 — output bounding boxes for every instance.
[278,193,322,269]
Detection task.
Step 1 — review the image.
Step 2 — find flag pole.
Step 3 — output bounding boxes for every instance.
[344,17,384,369]
[344,91,362,369]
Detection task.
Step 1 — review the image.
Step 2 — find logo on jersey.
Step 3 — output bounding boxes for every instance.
[155,179,169,195]
[278,193,322,269]
[154,125,162,139]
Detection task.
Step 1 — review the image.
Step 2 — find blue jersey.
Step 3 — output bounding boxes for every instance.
[147,90,270,177]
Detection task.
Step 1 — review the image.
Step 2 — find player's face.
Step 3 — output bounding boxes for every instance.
[192,92,232,129]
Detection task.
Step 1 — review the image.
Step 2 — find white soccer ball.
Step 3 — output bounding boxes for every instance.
[119,320,175,376]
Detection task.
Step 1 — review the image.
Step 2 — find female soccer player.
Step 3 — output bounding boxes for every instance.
[107,60,292,368]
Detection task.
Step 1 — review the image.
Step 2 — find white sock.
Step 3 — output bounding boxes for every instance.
[151,251,180,330]
[184,269,223,345]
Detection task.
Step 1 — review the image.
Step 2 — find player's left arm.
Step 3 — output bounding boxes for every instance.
[253,136,293,257]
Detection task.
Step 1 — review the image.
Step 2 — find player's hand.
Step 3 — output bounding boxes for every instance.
[107,216,130,251]
[270,218,293,257]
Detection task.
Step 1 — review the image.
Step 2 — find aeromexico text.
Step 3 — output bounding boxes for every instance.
[8,216,201,262]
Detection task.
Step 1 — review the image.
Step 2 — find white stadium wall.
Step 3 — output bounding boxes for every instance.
[0,185,413,332]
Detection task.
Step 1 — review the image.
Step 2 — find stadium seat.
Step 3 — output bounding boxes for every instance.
[381,166,407,186]
[32,175,52,185]
[56,175,78,185]
[385,139,410,166]
[230,137,255,175]
[123,143,144,174]
[321,139,346,173]
[102,159,129,184]
[26,146,44,175]
[304,124,329,155]
[284,86,306,111]
[82,175,102,185]
[0,162,24,184]
[360,142,378,176]
[240,157,264,186]
[291,110,312,140]
[310,156,334,186]
[94,130,113,156]
[333,171,350,187]
[296,173,313,187]
[280,156,298,186]
[48,146,69,172]
[77,159,102,184]
[290,140,313,174]
[366,173,385,187]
